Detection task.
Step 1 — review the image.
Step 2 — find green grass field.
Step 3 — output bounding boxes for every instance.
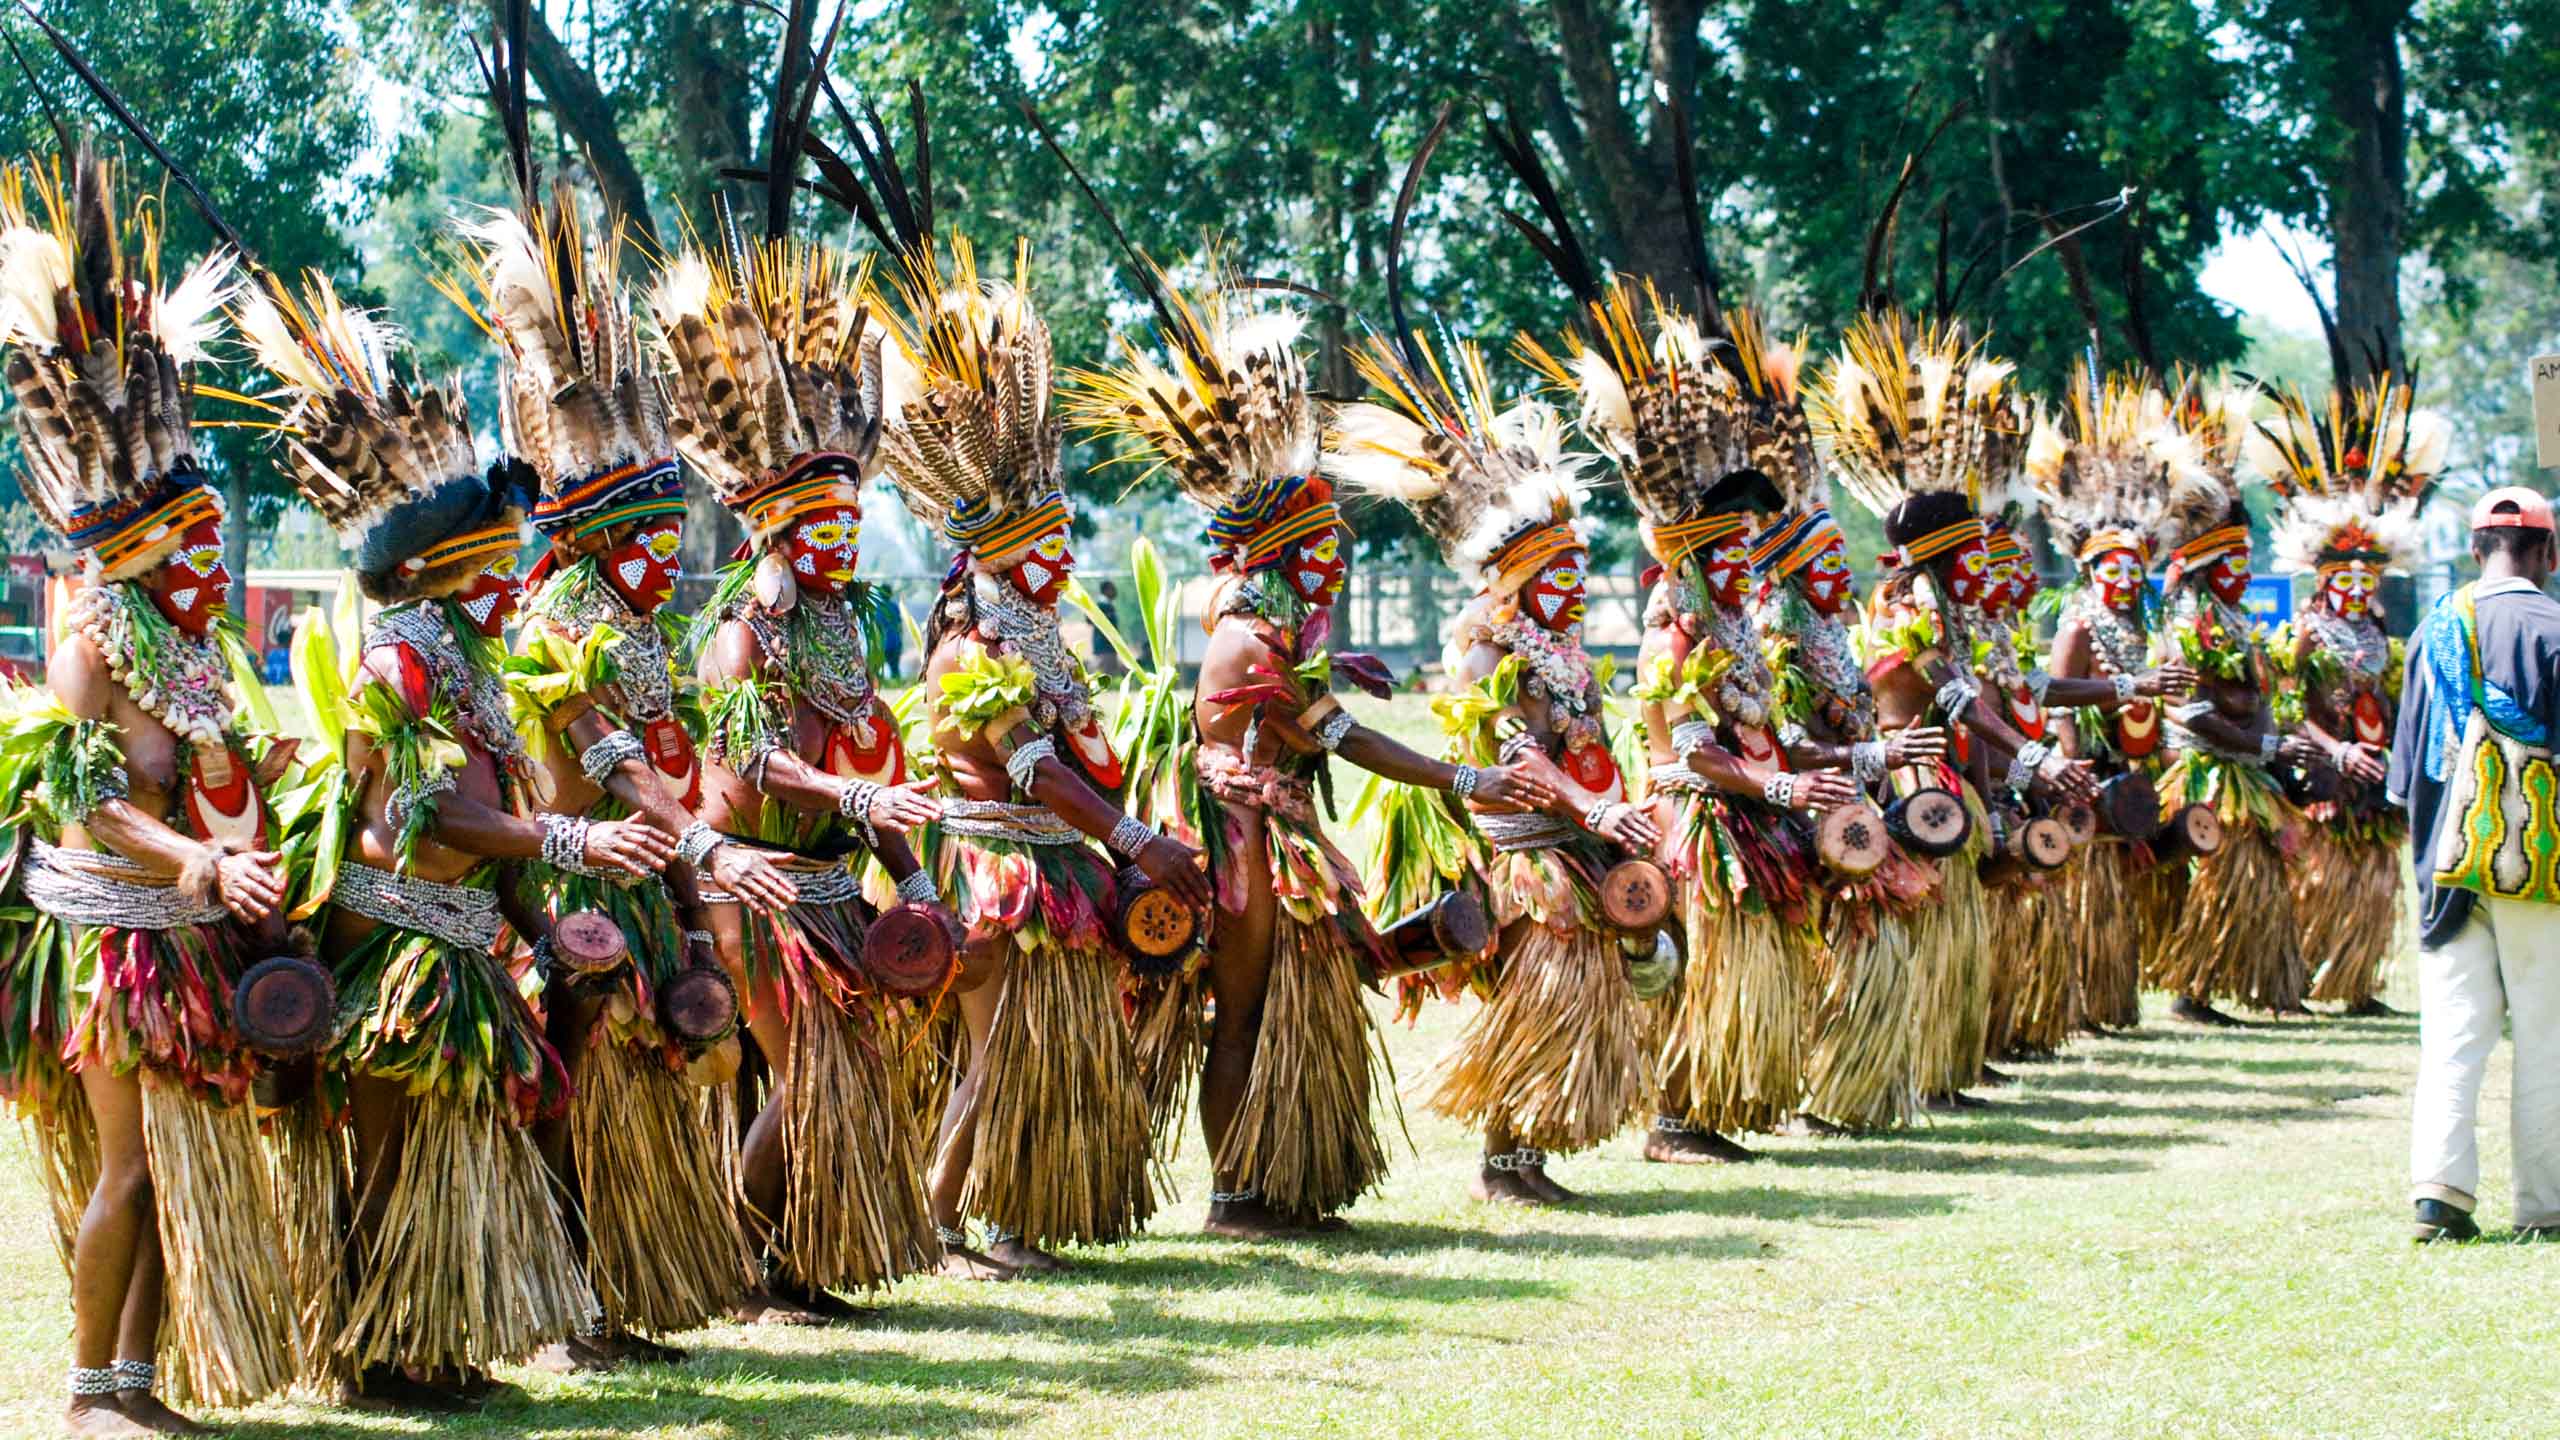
[4,698,2549,1437]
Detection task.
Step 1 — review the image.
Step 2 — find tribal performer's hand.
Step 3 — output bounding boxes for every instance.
[2278,733,2331,771]
[2333,739,2388,785]
[1136,834,1212,908]
[1792,770,1863,814]
[215,847,287,923]
[1590,801,1661,852]
[2140,662,2199,698]
[867,781,944,833]
[2047,757,2101,804]
[587,818,679,877]
[1885,727,1948,767]
[709,842,798,914]
[1467,763,1558,814]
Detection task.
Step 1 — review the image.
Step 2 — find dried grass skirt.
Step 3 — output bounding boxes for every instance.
[2070,843,2145,1031]
[1420,920,1642,1154]
[1911,854,1991,1098]
[2299,824,2405,1008]
[1218,910,1396,1221]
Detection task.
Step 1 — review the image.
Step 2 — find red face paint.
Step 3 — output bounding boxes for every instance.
[144,517,230,638]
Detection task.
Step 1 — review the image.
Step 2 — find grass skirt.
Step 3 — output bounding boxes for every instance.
[2069,843,2146,1030]
[2150,756,2305,1011]
[735,893,935,1293]
[3,906,92,1271]
[1805,847,1932,1130]
[1656,796,1817,1133]
[1220,906,1394,1219]
[263,1094,349,1391]
[142,1082,299,1407]
[338,1090,592,1372]
[926,827,1153,1247]
[550,874,750,1335]
[1420,846,1641,1154]
[328,917,587,1369]
[1910,852,1991,1098]
[2298,822,2405,1008]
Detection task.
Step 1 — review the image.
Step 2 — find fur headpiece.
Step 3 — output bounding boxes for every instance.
[1326,333,1592,595]
[1809,309,2021,569]
[2249,371,2447,574]
[236,273,529,603]
[2022,363,2217,571]
[0,148,234,580]
[1066,270,1330,575]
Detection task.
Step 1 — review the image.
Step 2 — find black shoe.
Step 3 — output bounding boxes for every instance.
[2413,1199,2480,1244]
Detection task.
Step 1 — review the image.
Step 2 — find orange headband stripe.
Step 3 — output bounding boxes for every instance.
[1489,522,1580,588]
[1893,515,1986,567]
[1650,511,1750,568]
[1240,501,1343,568]
[2076,527,2152,566]
[93,487,221,575]
[413,521,524,574]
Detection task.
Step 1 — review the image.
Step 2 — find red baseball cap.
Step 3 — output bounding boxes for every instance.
[2470,486,2557,532]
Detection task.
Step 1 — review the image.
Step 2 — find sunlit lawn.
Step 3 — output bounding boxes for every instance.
[3,698,2545,1437]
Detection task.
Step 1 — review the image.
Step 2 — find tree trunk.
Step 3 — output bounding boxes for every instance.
[2323,12,2408,387]
[522,4,661,248]
[1543,0,1707,300]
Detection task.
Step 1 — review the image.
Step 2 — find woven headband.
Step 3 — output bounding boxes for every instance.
[1487,521,1581,590]
[949,491,1070,567]
[1206,473,1317,552]
[1748,508,1842,580]
[2076,527,2152,566]
[1888,514,1986,569]
[410,519,524,577]
[532,456,683,539]
[83,481,222,578]
[1649,511,1751,569]
[2168,523,2248,570]
[743,453,865,539]
[1239,500,1343,570]
[1982,523,2027,565]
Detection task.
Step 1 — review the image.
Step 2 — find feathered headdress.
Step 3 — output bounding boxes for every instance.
[1065,267,1331,577]
[869,237,1066,570]
[0,147,234,580]
[444,6,678,555]
[649,0,878,568]
[2157,372,2259,590]
[2249,371,2447,575]
[2022,363,2216,572]
[1326,333,1591,596]
[1809,308,2021,569]
[1717,309,1844,586]
[235,273,527,602]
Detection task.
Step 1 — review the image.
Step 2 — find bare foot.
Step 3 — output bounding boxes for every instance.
[935,1246,1021,1281]
[1203,1196,1297,1240]
[1977,1065,2016,1087]
[986,1238,1067,1274]
[1517,1163,1582,1204]
[113,1393,211,1436]
[605,1332,687,1365]
[64,1399,154,1437]
[1790,1113,1853,1138]
[2169,995,2243,1028]
[1644,1126,1753,1164]
[1470,1164,1542,1206]
[1294,1213,1355,1235]
[2346,997,2403,1018]
[341,1366,474,1414]
[530,1336,627,1374]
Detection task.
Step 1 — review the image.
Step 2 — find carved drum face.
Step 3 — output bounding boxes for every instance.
[1798,535,1853,617]
[1939,534,1990,608]
[1004,523,1075,605]
[2321,559,2380,620]
[455,549,524,637]
[786,505,862,599]
[1524,549,1587,631]
[2206,550,2252,607]
[2091,547,2145,612]
[145,518,231,638]
[1284,529,1347,606]
[602,519,682,613]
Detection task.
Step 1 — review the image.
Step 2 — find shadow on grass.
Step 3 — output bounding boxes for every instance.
[1769,1143,2150,1178]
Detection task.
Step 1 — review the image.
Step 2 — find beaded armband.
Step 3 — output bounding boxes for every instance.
[581,729,647,784]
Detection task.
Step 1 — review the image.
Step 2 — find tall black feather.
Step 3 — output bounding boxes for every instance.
[1483,110,1600,307]
[1019,99,1196,366]
[16,2,248,257]
[1659,90,1724,337]
[1383,103,1456,404]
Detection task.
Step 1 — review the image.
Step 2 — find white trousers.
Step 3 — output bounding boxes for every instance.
[2411,896,2560,1225]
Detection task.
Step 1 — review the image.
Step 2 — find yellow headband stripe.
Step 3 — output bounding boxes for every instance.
[413,521,524,575]
[2170,523,2248,568]
[1650,512,1751,567]
[970,495,1072,566]
[2076,528,2152,566]
[1489,522,1580,589]
[1240,502,1343,568]
[93,488,221,575]
[1895,515,1986,567]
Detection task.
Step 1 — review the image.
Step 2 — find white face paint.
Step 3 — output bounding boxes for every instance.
[618,556,651,590]
[461,588,502,628]
[1018,558,1054,595]
[168,586,200,614]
